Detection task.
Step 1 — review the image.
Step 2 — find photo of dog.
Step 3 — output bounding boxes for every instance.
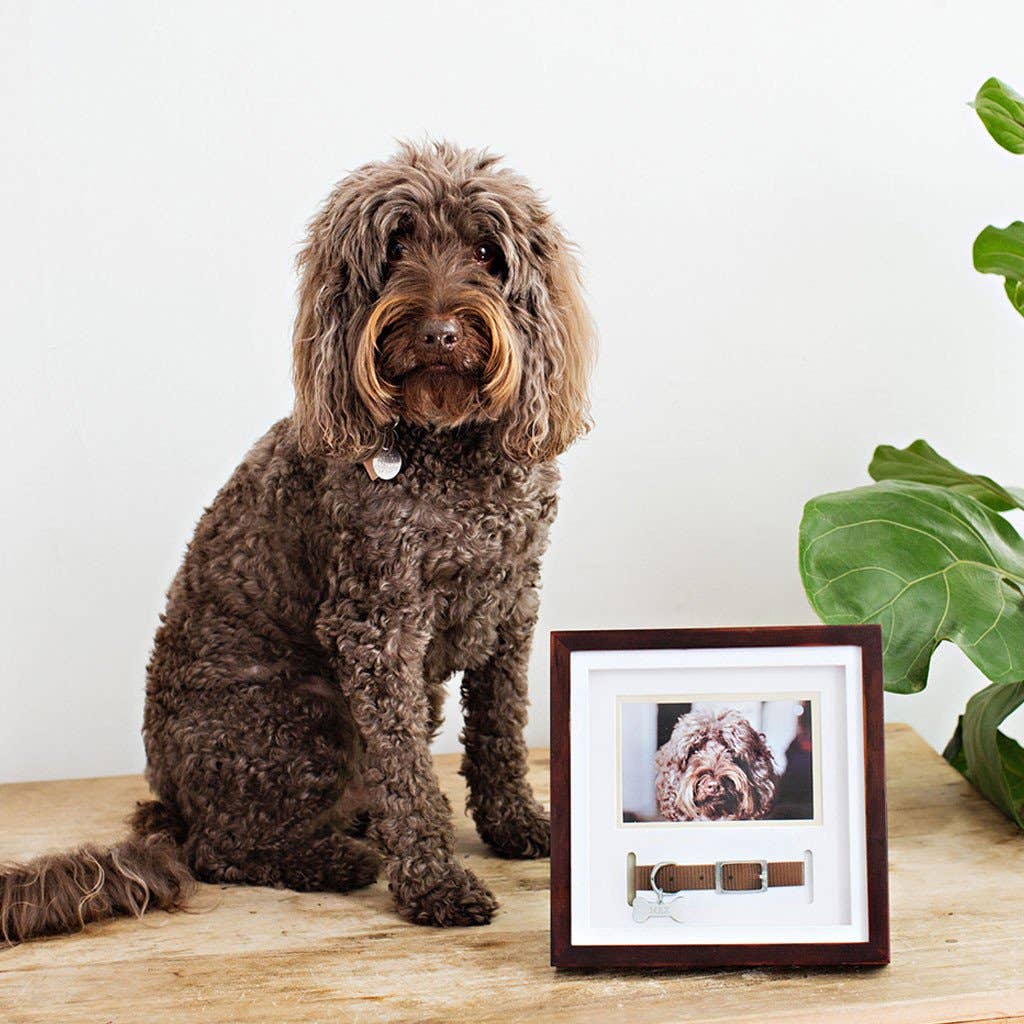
[620,699,815,823]
[654,708,777,821]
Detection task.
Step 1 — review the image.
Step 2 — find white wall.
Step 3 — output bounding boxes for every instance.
[3,1,1024,782]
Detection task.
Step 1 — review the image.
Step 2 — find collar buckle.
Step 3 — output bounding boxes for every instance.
[715,859,769,894]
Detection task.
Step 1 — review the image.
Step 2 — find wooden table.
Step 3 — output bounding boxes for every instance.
[1,724,1023,1023]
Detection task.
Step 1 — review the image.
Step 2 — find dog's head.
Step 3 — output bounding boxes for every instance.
[291,141,595,463]
[654,709,777,821]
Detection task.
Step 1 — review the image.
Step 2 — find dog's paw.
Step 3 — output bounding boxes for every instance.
[338,841,381,891]
[477,802,551,860]
[393,861,498,927]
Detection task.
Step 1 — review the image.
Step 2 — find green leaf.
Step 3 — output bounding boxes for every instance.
[800,480,1024,693]
[973,77,1024,155]
[973,223,1024,320]
[974,222,1024,281]
[953,682,1024,827]
[868,439,1024,511]
[1007,277,1024,317]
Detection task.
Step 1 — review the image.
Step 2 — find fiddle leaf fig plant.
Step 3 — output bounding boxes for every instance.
[973,77,1024,155]
[800,449,1024,828]
[801,469,1024,693]
[943,682,1024,829]
[869,438,1024,510]
[972,78,1024,318]
[974,223,1024,317]
[797,78,1024,828]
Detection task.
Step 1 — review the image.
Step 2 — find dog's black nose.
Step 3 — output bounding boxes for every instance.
[420,318,459,348]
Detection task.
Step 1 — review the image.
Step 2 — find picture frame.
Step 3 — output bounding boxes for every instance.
[550,625,889,969]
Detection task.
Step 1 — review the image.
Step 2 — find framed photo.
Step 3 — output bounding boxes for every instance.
[550,626,889,968]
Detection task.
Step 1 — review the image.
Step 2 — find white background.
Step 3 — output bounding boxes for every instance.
[3,1,1024,782]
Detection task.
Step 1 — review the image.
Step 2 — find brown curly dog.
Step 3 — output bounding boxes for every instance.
[654,709,777,822]
[1,141,594,944]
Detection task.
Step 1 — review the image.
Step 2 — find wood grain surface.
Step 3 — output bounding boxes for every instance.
[1,724,1023,1023]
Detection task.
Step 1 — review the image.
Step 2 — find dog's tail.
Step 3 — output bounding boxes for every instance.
[0,799,195,947]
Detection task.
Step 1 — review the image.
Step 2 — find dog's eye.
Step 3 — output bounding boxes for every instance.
[386,237,405,263]
[473,242,506,279]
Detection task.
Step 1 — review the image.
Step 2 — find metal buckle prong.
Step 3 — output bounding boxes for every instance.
[715,859,769,894]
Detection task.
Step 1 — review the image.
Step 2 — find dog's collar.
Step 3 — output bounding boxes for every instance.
[633,858,804,894]
[627,854,804,905]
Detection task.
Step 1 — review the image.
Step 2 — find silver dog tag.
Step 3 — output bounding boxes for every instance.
[631,894,686,923]
[370,447,402,480]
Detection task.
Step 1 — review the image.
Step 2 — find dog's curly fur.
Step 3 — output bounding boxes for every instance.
[654,709,777,822]
[1,141,594,944]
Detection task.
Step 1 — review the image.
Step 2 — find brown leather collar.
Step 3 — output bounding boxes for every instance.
[630,858,804,903]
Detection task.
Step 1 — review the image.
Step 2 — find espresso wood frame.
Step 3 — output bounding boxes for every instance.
[550,625,890,969]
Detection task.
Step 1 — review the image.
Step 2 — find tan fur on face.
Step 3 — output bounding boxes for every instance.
[353,294,408,425]
[360,289,521,429]
[466,293,520,414]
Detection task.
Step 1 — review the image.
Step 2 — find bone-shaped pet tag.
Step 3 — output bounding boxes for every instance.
[631,894,686,923]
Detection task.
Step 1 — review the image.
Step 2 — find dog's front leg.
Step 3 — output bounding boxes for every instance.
[460,586,551,859]
[325,604,498,927]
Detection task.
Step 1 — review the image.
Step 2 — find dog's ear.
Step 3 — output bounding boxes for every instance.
[720,712,778,815]
[292,181,392,459]
[499,228,596,463]
[654,740,686,820]
[543,239,596,456]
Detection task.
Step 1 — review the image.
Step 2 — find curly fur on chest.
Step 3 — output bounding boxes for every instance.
[146,418,558,706]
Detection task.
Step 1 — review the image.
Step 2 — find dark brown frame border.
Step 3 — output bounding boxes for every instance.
[550,625,889,969]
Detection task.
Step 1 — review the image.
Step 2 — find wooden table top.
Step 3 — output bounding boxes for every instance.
[1,723,1023,1023]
